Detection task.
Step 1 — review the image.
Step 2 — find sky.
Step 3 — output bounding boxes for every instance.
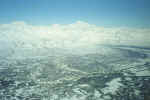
[0,0,150,53]
[0,0,150,27]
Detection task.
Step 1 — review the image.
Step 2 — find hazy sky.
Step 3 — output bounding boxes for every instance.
[0,0,150,27]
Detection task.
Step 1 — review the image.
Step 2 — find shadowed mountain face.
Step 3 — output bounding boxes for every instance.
[0,44,150,100]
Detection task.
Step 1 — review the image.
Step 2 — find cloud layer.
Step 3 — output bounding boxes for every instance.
[0,21,150,51]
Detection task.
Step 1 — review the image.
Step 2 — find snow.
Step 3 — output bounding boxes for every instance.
[102,78,123,94]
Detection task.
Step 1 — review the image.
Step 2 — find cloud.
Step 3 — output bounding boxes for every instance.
[0,21,150,51]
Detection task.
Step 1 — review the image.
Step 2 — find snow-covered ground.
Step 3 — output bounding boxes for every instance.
[0,44,150,100]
